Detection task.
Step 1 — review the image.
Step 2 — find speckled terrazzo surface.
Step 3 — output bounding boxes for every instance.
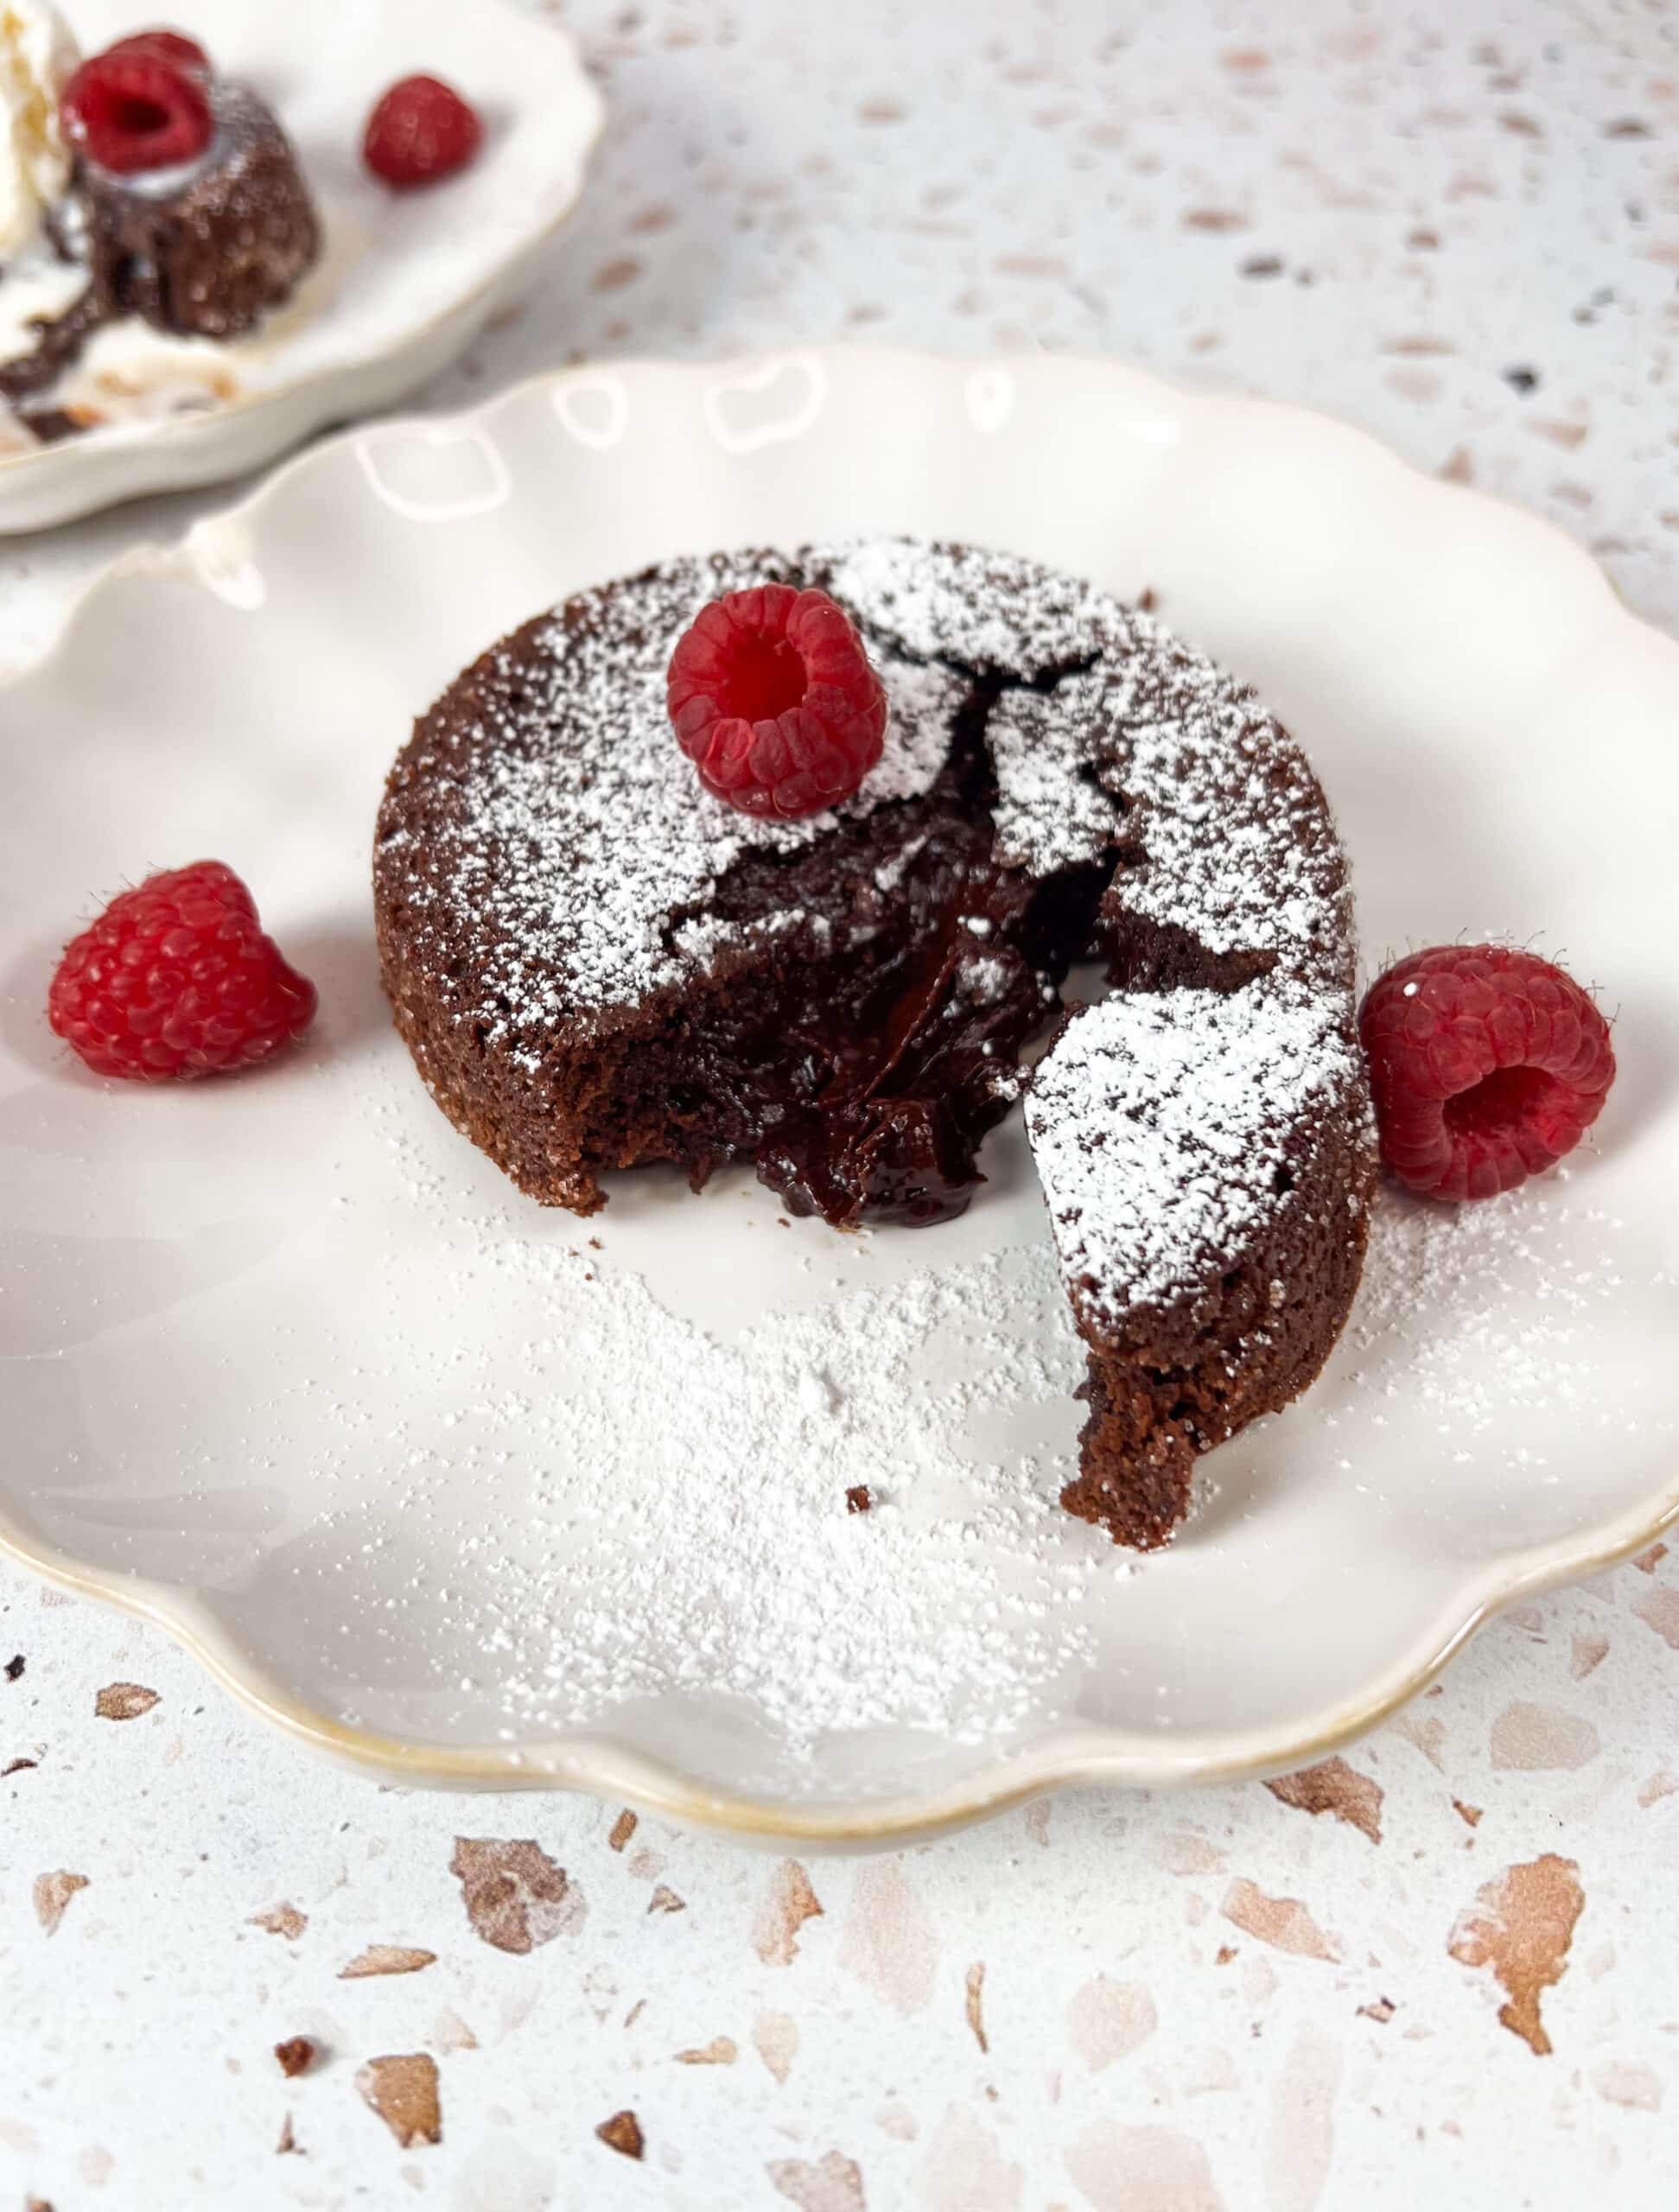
[4,2,1679,2205]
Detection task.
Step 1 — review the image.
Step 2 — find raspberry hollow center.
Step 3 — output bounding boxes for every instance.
[716,632,808,724]
[113,93,174,137]
[1443,1063,1565,1141]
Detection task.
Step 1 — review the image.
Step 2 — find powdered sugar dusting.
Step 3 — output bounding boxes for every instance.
[318,1213,1109,1782]
[817,534,1121,674]
[1027,982,1366,1318]
[391,549,966,1033]
[380,532,1369,1327]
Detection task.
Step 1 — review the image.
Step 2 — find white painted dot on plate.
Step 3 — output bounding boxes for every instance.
[552,376,630,452]
[703,352,827,454]
[355,425,512,524]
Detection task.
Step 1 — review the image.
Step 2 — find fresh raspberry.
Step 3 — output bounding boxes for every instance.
[362,75,482,188]
[666,586,889,819]
[104,29,212,77]
[1358,944,1615,1202]
[47,862,317,1084]
[60,48,213,175]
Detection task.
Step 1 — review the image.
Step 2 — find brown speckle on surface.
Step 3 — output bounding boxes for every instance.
[1263,2025,1341,2212]
[276,2113,300,2155]
[1156,1829,1224,1876]
[846,1484,873,1514]
[1239,253,1285,277]
[1603,117,1653,137]
[1632,1542,1669,1573]
[648,1885,686,1916]
[1393,1711,1447,1770]
[1358,1998,1396,2024]
[1265,1757,1383,1843]
[964,1961,989,2054]
[753,1859,824,1967]
[1453,1801,1484,1828]
[767,2148,866,2212]
[608,1808,638,1852]
[1528,417,1589,449]
[754,2009,798,2083]
[992,251,1068,281]
[1214,1945,1237,1966]
[1570,1630,1611,1679]
[595,2109,645,2160]
[859,96,907,124]
[450,1837,582,1955]
[357,2054,442,2148]
[430,2010,479,2053]
[275,2037,316,2079]
[33,1870,88,1934]
[93,1682,159,1721]
[250,1902,308,1941]
[1637,1770,1679,1808]
[1220,1878,1339,1962]
[1065,2120,1225,2211]
[676,2036,737,2064]
[1631,1586,1679,1650]
[340,1945,437,1979]
[1489,1700,1600,1771]
[3,1756,37,1777]
[1066,1976,1158,2069]
[4,1653,22,1680]
[1438,446,1474,484]
[1593,2062,1663,2112]
[840,1860,938,2017]
[1182,207,1250,232]
[591,255,643,294]
[1447,1854,1585,2056]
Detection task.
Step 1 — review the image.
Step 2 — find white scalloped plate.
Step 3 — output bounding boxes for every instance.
[3,349,1676,1845]
[0,0,601,531]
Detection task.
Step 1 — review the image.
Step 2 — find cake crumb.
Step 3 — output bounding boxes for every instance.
[846,1485,874,1515]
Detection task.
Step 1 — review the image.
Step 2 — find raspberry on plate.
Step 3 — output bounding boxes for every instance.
[60,47,213,175]
[666,585,889,818]
[47,861,317,1083]
[1358,943,1615,1202]
[363,74,482,188]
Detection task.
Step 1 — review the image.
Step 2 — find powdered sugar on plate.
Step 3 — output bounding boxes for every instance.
[296,1164,1115,1785]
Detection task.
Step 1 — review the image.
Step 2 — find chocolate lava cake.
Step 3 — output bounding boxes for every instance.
[374,538,1377,1548]
[78,84,319,342]
[0,80,318,430]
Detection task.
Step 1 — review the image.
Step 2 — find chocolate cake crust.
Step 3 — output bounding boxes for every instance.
[374,538,1376,1547]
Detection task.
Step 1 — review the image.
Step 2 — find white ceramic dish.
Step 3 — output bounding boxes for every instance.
[3,347,1676,1846]
[0,0,602,531]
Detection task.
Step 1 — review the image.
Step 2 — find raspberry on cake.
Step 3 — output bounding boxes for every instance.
[1360,944,1615,1201]
[60,44,213,172]
[666,585,888,818]
[374,537,1377,1550]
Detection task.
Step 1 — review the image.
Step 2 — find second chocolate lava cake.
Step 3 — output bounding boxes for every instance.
[374,538,1377,1548]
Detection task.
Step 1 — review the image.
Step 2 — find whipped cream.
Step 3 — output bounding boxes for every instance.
[0,0,77,256]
